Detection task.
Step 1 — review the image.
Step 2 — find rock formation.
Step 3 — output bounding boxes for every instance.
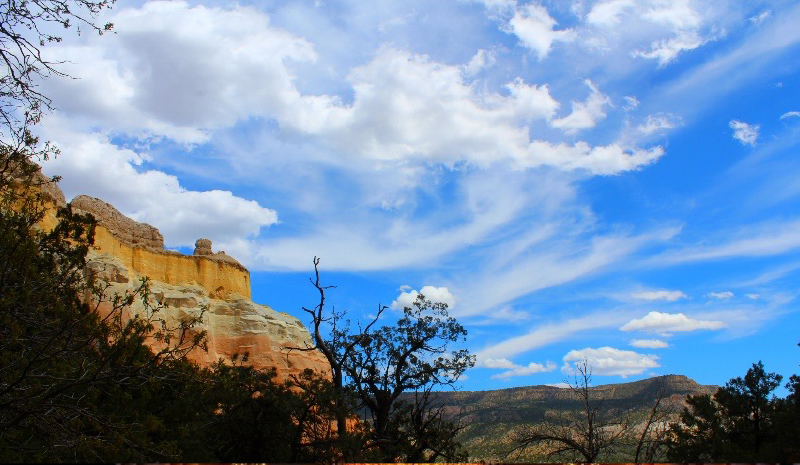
[72,195,164,250]
[32,175,330,382]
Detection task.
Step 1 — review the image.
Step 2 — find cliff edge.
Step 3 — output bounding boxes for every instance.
[33,173,329,382]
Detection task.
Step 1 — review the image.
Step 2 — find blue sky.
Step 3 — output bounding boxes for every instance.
[37,0,800,391]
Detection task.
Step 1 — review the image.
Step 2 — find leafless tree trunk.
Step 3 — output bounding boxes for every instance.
[633,378,674,463]
[510,360,629,463]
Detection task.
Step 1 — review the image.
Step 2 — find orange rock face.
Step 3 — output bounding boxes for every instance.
[35,176,331,383]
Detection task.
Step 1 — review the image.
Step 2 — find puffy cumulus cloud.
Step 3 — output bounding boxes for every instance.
[730,120,760,146]
[586,0,636,27]
[323,47,561,164]
[42,0,322,144]
[620,311,725,336]
[39,125,277,248]
[630,339,669,349]
[637,113,683,135]
[391,286,456,310]
[562,347,659,377]
[507,2,575,60]
[487,360,557,379]
[310,47,662,174]
[708,291,734,300]
[631,289,687,301]
[551,80,612,133]
[42,2,665,176]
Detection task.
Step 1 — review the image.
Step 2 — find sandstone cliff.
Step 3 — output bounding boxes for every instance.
[32,173,329,382]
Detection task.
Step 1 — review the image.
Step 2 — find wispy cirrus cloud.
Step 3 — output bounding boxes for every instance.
[475,311,633,362]
[631,289,687,301]
[485,359,557,379]
[708,291,734,300]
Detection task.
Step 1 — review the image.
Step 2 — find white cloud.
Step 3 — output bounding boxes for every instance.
[637,113,682,135]
[551,80,612,133]
[42,2,668,178]
[623,95,640,111]
[391,285,456,310]
[508,2,575,60]
[631,289,687,301]
[630,339,669,349]
[42,0,320,144]
[633,30,711,66]
[562,347,659,377]
[483,359,558,379]
[746,293,760,300]
[730,120,760,146]
[780,111,800,120]
[653,219,800,265]
[750,10,771,25]
[483,358,518,369]
[546,382,571,388]
[39,123,277,248]
[587,0,636,27]
[475,311,634,362]
[463,48,497,76]
[708,291,734,300]
[620,311,725,335]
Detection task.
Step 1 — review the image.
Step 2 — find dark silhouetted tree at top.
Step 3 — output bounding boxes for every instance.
[347,293,474,462]
[666,360,788,462]
[291,257,474,462]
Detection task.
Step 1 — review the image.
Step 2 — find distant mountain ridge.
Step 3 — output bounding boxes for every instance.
[415,374,718,461]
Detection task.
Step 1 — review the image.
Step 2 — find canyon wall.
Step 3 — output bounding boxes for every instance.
[35,175,329,382]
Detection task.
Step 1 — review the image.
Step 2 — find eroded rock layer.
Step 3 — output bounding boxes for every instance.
[32,173,330,382]
[87,253,328,378]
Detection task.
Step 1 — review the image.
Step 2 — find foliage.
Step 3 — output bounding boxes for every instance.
[667,360,800,462]
[0,178,208,461]
[348,294,474,462]
[294,256,475,462]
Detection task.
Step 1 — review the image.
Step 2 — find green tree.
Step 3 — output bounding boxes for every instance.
[667,361,783,462]
[0,166,212,461]
[347,294,474,462]
[294,258,474,462]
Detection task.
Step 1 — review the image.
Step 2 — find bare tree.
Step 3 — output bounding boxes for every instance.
[0,0,115,136]
[632,378,674,463]
[283,257,384,455]
[1,0,116,197]
[510,360,629,463]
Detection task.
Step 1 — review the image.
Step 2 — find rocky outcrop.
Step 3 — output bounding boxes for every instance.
[72,195,164,250]
[86,252,328,378]
[29,174,330,382]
